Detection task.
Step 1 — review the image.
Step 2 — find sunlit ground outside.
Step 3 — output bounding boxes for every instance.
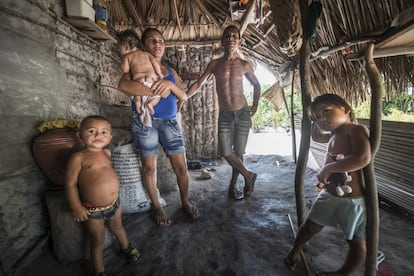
[246,127,293,156]
[246,127,320,170]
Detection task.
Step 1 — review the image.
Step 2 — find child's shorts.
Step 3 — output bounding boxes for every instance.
[308,190,366,240]
[83,197,120,220]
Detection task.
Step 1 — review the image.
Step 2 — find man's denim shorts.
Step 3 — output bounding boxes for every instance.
[131,113,185,157]
[218,107,251,157]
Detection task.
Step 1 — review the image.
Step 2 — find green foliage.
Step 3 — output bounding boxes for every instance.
[251,100,264,131]
[383,93,414,115]
[354,100,371,119]
[252,87,414,128]
[385,108,414,122]
[353,93,414,122]
[251,91,302,130]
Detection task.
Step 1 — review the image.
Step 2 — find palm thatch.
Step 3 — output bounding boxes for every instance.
[106,0,414,104]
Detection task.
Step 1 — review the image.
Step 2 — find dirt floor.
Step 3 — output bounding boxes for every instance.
[14,131,414,276]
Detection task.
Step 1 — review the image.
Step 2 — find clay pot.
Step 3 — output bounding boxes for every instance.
[32,128,84,186]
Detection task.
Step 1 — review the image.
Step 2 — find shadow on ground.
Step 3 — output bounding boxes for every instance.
[14,155,414,276]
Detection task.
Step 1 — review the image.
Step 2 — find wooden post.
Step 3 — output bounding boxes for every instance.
[363,43,382,276]
[295,0,312,226]
[290,70,297,164]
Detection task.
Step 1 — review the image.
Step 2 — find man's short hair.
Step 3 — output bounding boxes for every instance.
[222,25,241,39]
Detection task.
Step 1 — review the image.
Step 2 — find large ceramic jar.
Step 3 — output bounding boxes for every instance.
[32,128,84,187]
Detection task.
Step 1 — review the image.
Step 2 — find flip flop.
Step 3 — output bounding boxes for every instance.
[244,173,257,196]
[182,205,200,221]
[150,210,172,227]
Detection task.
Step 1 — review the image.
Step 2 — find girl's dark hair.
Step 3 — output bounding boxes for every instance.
[141,27,163,45]
[80,115,111,130]
[117,29,142,49]
[310,94,355,122]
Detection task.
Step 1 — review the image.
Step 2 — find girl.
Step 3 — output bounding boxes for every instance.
[285,94,371,275]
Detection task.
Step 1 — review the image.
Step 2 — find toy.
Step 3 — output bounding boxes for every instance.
[316,154,353,196]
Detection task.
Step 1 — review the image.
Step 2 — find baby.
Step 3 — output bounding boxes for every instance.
[118,30,163,126]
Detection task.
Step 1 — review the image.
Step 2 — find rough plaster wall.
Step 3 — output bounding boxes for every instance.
[0,0,132,273]
[0,1,203,273]
[165,46,219,160]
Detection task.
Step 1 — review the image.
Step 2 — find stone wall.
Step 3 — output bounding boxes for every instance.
[0,1,218,274]
[165,46,219,160]
[0,0,127,273]
[0,0,130,274]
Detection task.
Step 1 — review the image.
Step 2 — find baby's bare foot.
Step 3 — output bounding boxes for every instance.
[147,104,155,115]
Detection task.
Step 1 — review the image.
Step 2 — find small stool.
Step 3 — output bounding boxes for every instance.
[45,189,113,263]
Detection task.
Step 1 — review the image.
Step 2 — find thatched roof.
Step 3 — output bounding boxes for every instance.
[107,0,414,104]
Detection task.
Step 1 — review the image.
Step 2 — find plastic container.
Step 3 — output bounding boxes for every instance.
[94,4,108,22]
[65,0,95,22]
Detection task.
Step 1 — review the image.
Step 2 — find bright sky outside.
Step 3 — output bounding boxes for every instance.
[243,63,277,101]
[255,63,277,86]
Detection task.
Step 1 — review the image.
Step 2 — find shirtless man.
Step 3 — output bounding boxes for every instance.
[186,25,261,200]
[65,115,141,276]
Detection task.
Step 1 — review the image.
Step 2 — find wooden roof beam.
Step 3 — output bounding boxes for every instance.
[256,9,271,28]
[240,0,257,35]
[165,39,221,47]
[172,0,184,41]
[252,24,275,49]
[194,0,221,28]
[122,0,144,32]
[346,45,414,61]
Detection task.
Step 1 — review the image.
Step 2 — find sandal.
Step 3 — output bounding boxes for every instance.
[151,209,172,227]
[120,243,143,264]
[228,188,244,200]
[182,205,200,221]
[244,173,257,196]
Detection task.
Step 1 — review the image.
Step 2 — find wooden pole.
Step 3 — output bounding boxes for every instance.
[172,0,184,41]
[240,0,257,35]
[295,0,312,226]
[287,214,312,276]
[363,43,382,276]
[290,69,297,164]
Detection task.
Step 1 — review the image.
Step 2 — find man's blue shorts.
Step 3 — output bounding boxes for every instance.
[131,113,185,157]
[218,107,251,157]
